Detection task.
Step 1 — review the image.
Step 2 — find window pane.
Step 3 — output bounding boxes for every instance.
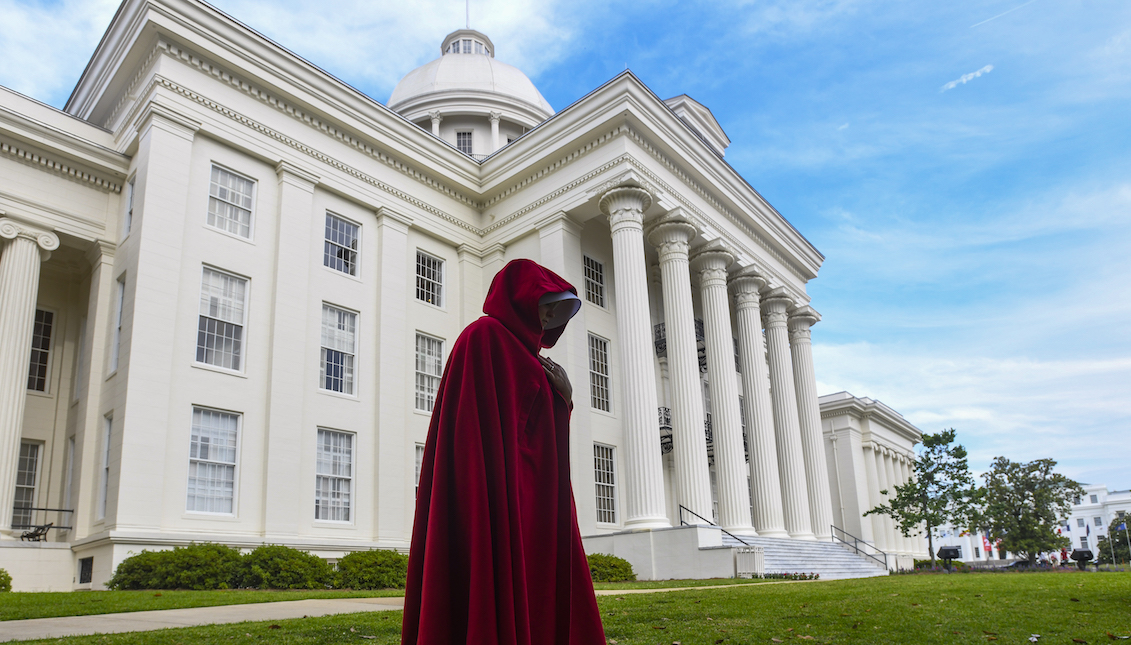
[12,443,39,529]
[27,309,53,391]
[583,256,605,307]
[456,132,473,155]
[415,334,444,412]
[207,166,254,238]
[320,305,356,394]
[197,269,247,370]
[415,251,444,306]
[323,213,359,276]
[593,444,616,524]
[187,407,238,513]
[588,334,610,412]
[315,429,353,521]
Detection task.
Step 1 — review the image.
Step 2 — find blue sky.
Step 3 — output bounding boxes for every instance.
[2,0,1128,488]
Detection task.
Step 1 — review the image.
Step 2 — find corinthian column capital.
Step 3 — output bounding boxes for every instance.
[646,212,697,263]
[0,217,60,260]
[760,287,794,327]
[787,304,821,343]
[600,186,652,232]
[729,266,768,311]
[689,241,734,288]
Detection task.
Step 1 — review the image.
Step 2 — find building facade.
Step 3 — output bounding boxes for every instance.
[0,0,919,591]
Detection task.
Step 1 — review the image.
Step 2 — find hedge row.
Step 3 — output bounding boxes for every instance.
[107,544,407,591]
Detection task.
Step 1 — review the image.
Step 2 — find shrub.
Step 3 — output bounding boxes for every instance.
[587,553,636,582]
[0,567,11,592]
[335,550,409,590]
[107,543,242,590]
[236,545,333,590]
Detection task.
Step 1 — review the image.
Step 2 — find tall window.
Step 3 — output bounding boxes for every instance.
[207,165,255,238]
[1078,518,1085,527]
[415,333,444,412]
[583,256,605,307]
[124,177,135,237]
[99,416,111,519]
[1081,537,1088,548]
[111,278,124,373]
[187,407,239,514]
[315,429,353,522]
[415,444,425,499]
[456,131,473,155]
[1090,494,1098,504]
[593,444,616,524]
[588,334,610,412]
[27,309,53,392]
[320,305,357,395]
[324,213,359,276]
[196,268,247,371]
[1094,516,1103,526]
[416,251,444,306]
[12,442,39,529]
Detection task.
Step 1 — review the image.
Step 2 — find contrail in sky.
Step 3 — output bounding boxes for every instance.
[971,0,1040,28]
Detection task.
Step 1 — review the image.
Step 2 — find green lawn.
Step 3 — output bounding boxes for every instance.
[0,588,403,622]
[593,577,780,590]
[10,572,1131,644]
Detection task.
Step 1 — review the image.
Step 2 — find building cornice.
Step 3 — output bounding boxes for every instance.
[0,140,123,194]
[819,392,922,444]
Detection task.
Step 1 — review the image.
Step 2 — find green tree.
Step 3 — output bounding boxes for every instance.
[980,457,1083,565]
[1097,516,1131,565]
[864,428,979,567]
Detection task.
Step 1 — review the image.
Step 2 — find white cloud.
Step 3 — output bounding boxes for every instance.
[0,0,119,105]
[813,341,1131,487]
[941,64,994,92]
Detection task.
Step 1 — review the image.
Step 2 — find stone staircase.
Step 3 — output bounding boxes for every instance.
[718,533,890,580]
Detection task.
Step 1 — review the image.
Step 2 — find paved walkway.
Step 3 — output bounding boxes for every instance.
[1,582,786,642]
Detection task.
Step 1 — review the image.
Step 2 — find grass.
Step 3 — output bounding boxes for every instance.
[9,572,1131,644]
[0,589,403,622]
[593,577,779,590]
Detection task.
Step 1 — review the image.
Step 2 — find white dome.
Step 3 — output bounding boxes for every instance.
[387,30,554,127]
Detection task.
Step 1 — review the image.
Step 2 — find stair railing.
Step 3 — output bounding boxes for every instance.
[678,504,751,546]
[830,525,889,570]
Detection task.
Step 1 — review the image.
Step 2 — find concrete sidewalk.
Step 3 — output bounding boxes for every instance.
[1,582,783,642]
[0,597,405,642]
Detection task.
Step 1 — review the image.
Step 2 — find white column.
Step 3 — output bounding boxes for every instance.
[374,208,413,541]
[600,187,669,529]
[898,455,915,554]
[864,442,888,552]
[885,452,905,555]
[647,213,712,522]
[428,110,442,137]
[489,111,502,152]
[262,162,319,536]
[0,218,59,534]
[537,213,597,531]
[691,244,754,534]
[730,269,788,537]
[874,445,895,555]
[788,306,834,541]
[761,289,814,539]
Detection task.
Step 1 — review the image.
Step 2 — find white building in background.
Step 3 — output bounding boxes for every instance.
[0,0,924,591]
[1064,485,1131,556]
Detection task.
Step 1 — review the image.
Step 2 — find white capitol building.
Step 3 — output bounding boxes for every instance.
[0,0,927,591]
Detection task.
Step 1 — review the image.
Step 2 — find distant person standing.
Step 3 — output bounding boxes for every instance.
[402,259,605,644]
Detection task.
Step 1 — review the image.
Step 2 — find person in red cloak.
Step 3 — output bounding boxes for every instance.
[402,259,606,645]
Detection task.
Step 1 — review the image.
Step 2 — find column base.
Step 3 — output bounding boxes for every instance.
[789,531,817,541]
[727,527,760,537]
[623,517,673,530]
[755,528,791,539]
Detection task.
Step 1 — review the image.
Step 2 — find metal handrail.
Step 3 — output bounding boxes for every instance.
[830,525,888,570]
[11,507,73,531]
[679,504,751,546]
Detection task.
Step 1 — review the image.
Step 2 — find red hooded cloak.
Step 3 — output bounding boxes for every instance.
[402,259,605,645]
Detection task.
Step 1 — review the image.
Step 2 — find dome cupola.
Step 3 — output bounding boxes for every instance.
[388,29,554,159]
